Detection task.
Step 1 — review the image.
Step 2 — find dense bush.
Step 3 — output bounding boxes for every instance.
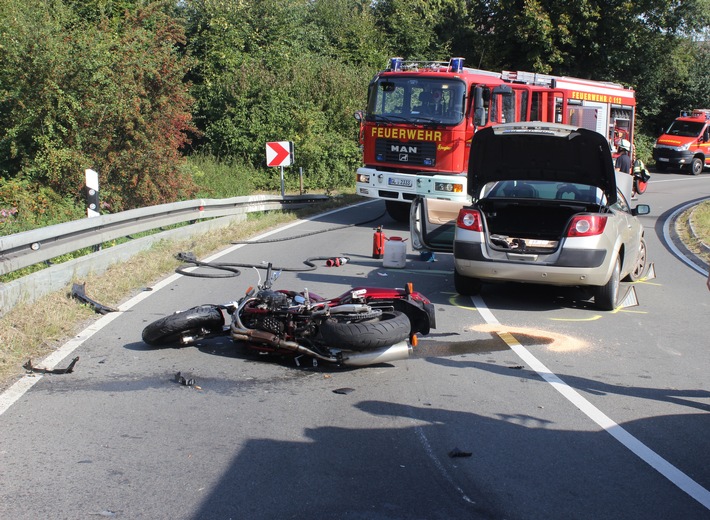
[0,0,708,235]
[0,1,198,213]
[0,179,85,235]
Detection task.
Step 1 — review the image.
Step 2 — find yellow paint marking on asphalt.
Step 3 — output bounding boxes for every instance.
[498,331,517,346]
[444,291,478,310]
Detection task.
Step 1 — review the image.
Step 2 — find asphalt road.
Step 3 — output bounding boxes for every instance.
[1,171,709,520]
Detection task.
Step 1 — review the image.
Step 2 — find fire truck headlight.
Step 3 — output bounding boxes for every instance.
[679,142,692,151]
[357,173,370,183]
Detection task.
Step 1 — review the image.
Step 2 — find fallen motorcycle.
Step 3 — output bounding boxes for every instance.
[142,263,435,367]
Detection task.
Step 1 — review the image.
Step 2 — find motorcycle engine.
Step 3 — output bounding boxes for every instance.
[246,290,291,335]
[255,290,290,311]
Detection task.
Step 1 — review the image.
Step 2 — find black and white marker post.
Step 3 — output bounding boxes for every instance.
[85,168,100,251]
[85,168,100,218]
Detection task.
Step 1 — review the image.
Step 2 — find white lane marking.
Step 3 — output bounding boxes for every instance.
[662,199,709,276]
[471,295,710,511]
[413,423,475,504]
[0,201,376,417]
[648,177,710,185]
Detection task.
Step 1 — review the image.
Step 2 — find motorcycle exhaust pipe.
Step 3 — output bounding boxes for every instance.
[340,341,412,367]
[231,324,339,363]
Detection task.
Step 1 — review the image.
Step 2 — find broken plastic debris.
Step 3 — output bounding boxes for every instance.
[71,282,118,314]
[175,372,196,387]
[448,448,472,458]
[24,356,79,375]
[377,272,388,277]
[333,387,355,395]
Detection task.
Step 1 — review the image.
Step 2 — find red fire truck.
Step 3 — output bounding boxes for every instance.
[354,57,636,221]
[653,109,710,175]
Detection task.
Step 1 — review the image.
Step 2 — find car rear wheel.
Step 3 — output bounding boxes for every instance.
[454,269,482,296]
[624,238,647,282]
[594,256,620,310]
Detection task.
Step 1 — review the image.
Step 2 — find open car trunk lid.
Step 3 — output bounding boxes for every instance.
[468,122,617,205]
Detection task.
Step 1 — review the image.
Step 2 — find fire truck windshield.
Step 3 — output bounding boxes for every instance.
[666,120,705,138]
[367,77,466,125]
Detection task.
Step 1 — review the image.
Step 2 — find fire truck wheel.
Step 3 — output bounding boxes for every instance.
[690,157,704,176]
[385,200,411,223]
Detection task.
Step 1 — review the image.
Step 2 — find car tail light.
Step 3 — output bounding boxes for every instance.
[566,215,608,237]
[456,209,482,231]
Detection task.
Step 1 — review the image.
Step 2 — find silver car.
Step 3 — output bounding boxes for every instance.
[411,122,650,310]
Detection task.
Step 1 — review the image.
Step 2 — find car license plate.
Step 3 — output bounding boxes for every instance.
[658,157,669,162]
[388,178,412,187]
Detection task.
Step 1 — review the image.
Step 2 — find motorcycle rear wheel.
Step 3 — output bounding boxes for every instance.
[142,305,224,346]
[319,311,411,351]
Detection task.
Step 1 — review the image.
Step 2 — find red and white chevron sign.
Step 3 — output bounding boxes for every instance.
[265,141,293,167]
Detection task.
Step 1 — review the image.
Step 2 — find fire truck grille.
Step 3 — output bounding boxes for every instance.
[375,140,437,165]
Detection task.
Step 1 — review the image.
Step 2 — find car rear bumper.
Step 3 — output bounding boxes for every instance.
[453,241,612,286]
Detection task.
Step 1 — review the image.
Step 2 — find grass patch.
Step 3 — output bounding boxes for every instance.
[689,200,710,249]
[675,200,710,266]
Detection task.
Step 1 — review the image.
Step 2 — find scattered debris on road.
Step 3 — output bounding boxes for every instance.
[175,372,201,390]
[24,356,79,374]
[448,448,472,458]
[71,282,118,314]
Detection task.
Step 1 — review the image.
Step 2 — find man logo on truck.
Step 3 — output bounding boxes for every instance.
[391,145,418,154]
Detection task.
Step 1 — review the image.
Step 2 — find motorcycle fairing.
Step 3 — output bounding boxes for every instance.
[391,298,436,335]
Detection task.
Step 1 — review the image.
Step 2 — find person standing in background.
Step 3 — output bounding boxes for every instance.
[615,139,632,174]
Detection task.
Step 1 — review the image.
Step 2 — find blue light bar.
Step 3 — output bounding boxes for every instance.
[450,57,464,73]
[390,57,403,71]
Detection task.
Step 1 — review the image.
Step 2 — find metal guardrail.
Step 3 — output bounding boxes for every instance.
[0,194,328,314]
[0,194,327,276]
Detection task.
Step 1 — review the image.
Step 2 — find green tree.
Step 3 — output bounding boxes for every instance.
[372,0,470,59]
[0,0,197,211]
[182,0,383,191]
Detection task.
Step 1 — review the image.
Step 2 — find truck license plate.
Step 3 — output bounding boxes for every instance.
[388,178,412,187]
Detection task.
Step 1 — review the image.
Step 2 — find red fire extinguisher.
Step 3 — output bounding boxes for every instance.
[372,226,386,259]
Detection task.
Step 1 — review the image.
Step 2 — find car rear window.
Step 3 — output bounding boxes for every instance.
[484,180,602,203]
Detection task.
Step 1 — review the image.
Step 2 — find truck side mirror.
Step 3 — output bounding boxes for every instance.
[354,110,363,122]
[473,87,487,126]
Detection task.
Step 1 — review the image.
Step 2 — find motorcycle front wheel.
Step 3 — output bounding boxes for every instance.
[634,179,648,194]
[142,305,225,346]
[318,311,411,351]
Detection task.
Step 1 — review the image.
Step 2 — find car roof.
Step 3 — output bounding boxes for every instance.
[468,122,617,205]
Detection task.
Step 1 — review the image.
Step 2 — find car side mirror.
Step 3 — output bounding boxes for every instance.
[632,204,650,216]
